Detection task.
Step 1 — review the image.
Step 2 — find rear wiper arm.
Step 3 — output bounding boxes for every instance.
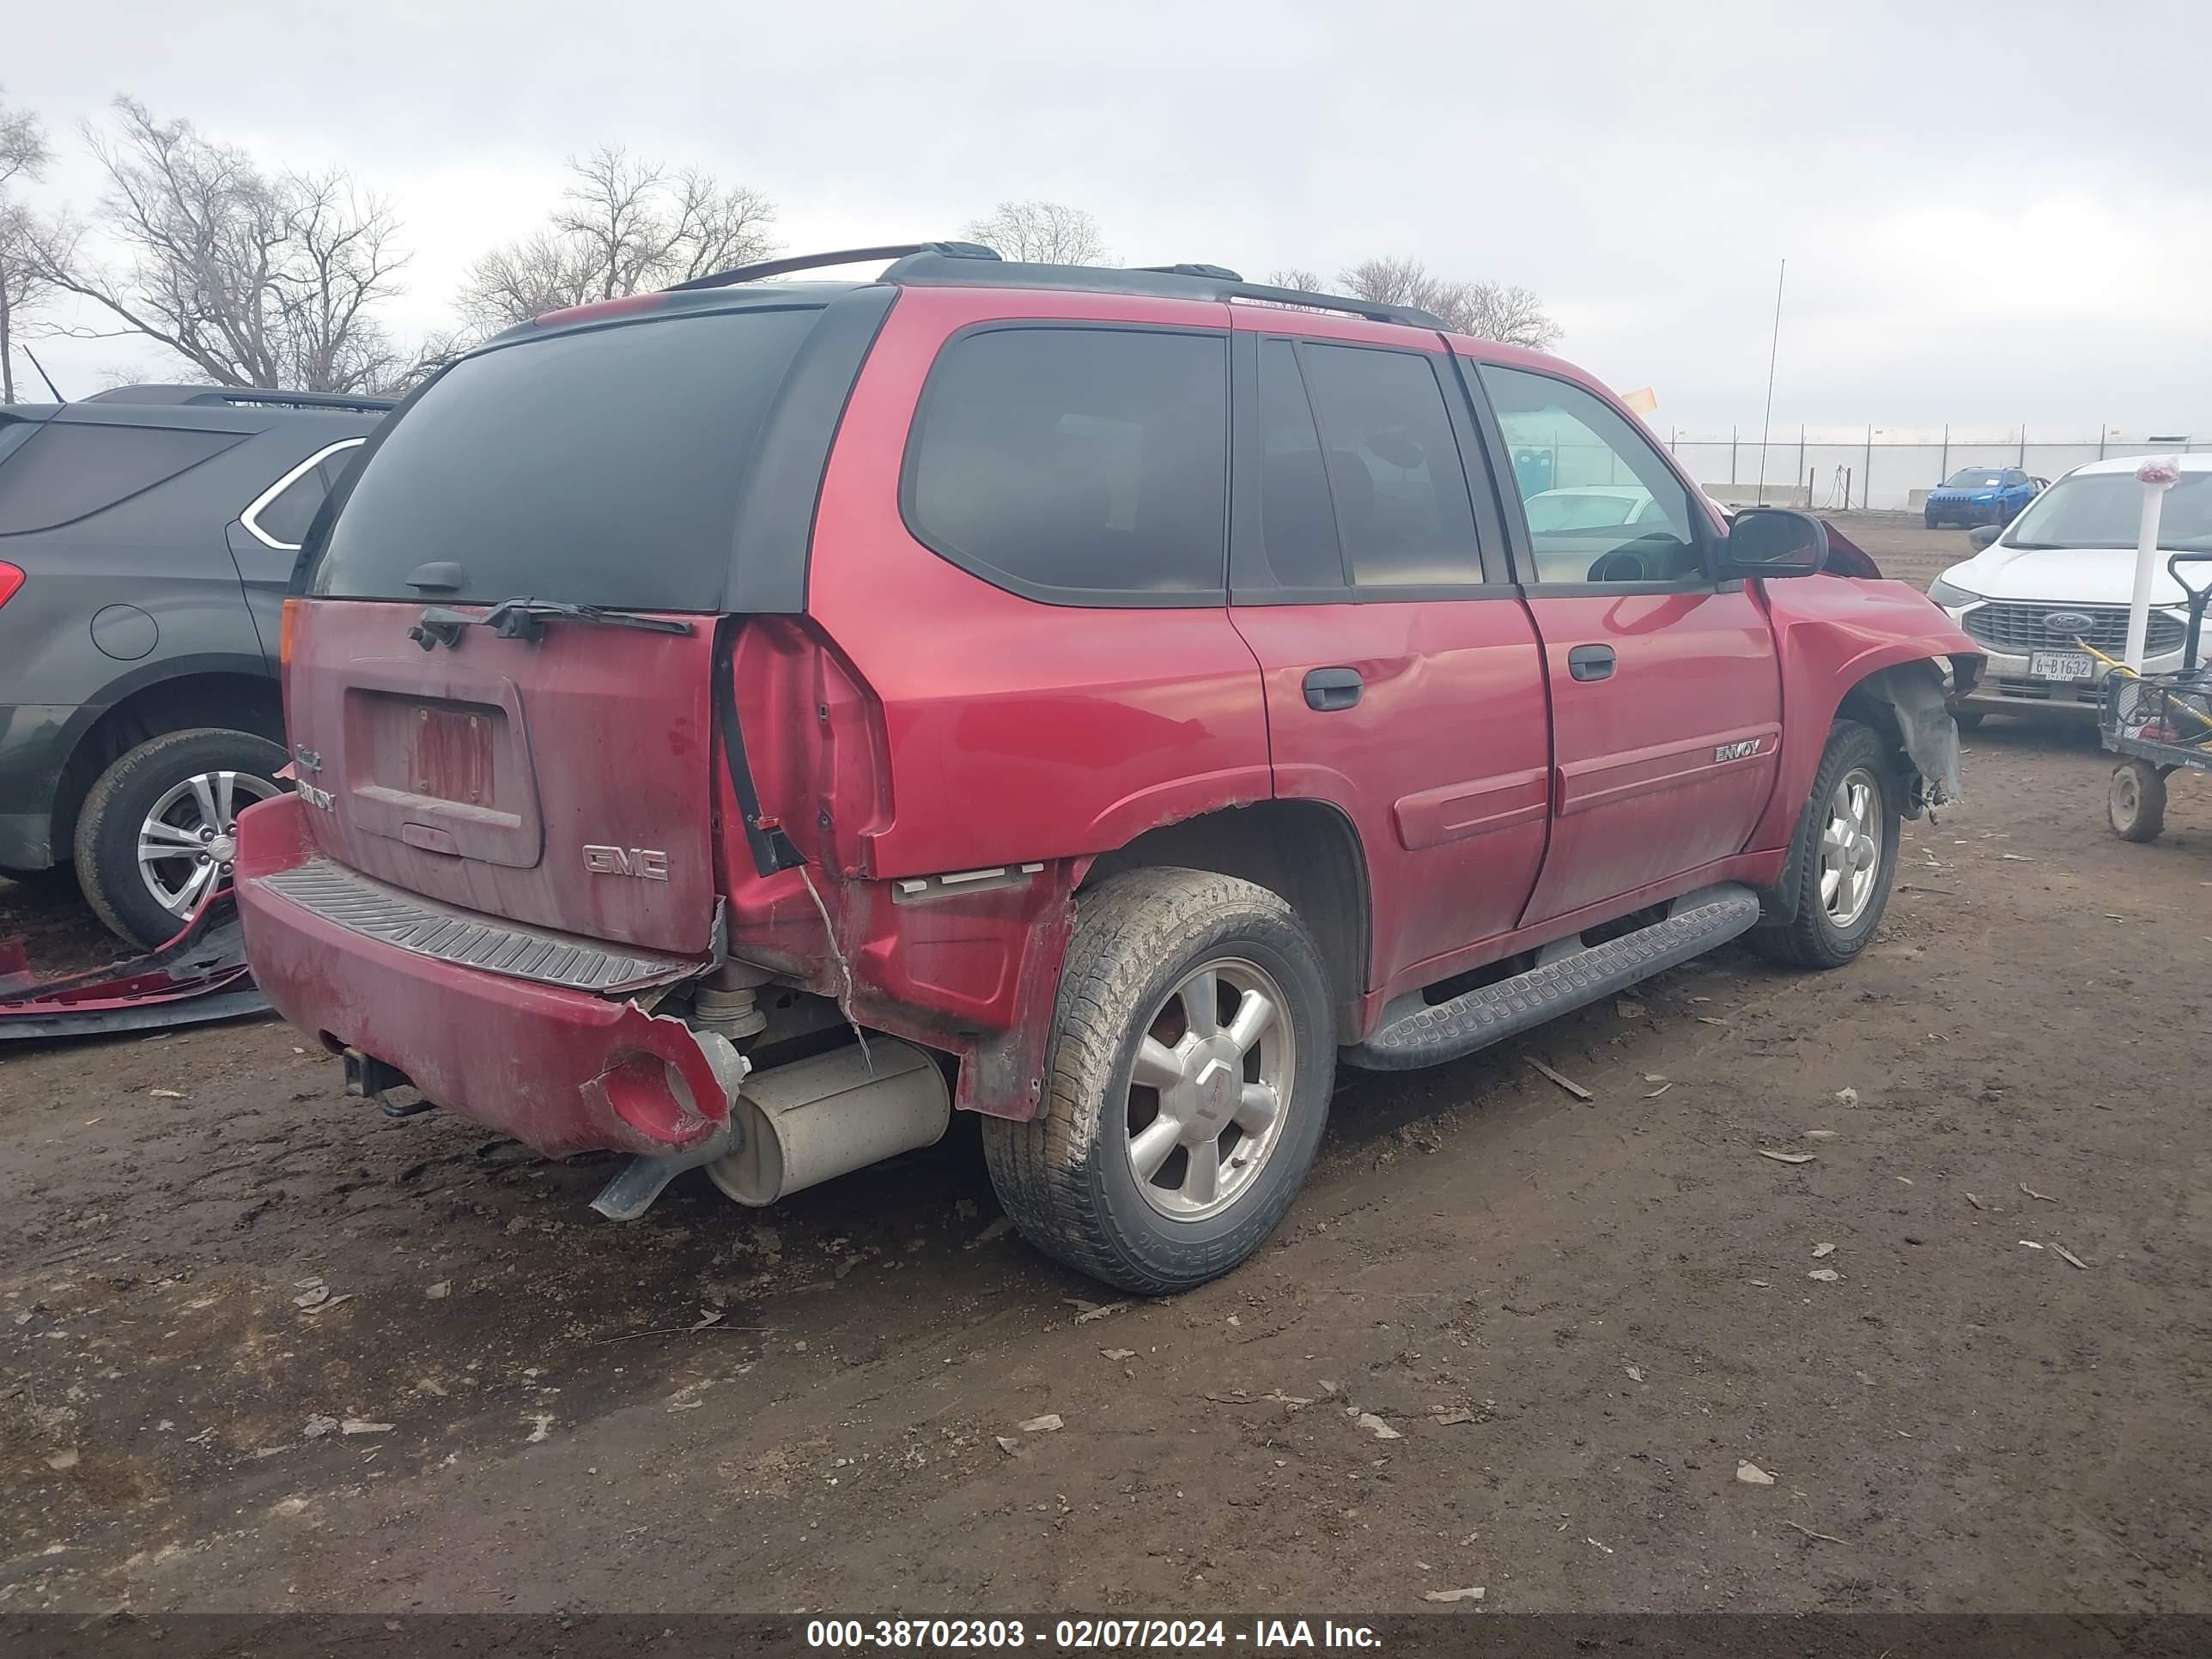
[484,598,695,641]
[408,598,695,650]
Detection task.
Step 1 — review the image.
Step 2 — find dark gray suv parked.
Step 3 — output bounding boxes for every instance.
[0,385,390,946]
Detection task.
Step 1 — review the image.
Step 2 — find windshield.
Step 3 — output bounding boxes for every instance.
[1945,469,2005,488]
[310,306,820,611]
[2003,471,2212,552]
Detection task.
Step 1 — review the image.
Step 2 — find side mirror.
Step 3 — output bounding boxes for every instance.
[1721,508,1827,579]
[1967,524,2002,550]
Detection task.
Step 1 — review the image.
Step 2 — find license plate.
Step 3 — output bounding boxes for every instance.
[2028,650,2094,683]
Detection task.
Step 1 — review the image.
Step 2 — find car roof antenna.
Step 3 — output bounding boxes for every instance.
[22,347,66,403]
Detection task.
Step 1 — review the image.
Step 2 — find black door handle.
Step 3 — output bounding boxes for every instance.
[1303,666,1364,711]
[1567,644,1616,682]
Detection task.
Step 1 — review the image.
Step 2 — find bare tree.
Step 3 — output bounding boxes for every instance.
[1264,266,1324,293]
[1337,256,1562,349]
[960,200,1115,265]
[1442,281,1561,351]
[30,98,414,393]
[0,88,57,403]
[456,147,778,333]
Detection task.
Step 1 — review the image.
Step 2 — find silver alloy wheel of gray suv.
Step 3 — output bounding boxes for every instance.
[72,729,294,948]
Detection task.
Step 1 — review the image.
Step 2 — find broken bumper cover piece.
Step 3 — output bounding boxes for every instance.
[0,890,269,1040]
[234,793,735,1159]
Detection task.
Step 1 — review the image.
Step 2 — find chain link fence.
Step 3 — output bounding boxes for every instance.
[1649,428,2207,512]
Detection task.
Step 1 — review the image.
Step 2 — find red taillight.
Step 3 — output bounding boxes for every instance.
[534,292,669,329]
[0,562,23,610]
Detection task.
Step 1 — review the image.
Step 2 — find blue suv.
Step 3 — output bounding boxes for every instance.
[1923,466,2041,530]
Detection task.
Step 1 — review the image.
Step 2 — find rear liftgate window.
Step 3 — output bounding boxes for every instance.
[904,326,1229,602]
[309,307,821,611]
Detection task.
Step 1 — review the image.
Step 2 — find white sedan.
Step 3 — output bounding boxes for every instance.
[1929,453,2212,725]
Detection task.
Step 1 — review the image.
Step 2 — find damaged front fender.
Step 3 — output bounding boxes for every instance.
[1851,659,1966,811]
[1748,574,1984,853]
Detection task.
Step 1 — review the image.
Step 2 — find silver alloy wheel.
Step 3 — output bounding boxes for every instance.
[137,770,282,918]
[1818,764,1881,927]
[1123,956,1296,1222]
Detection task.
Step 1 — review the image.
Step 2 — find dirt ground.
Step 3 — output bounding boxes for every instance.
[3,515,2208,1617]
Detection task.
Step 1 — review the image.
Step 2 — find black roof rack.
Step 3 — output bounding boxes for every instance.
[79,384,397,413]
[666,241,1000,293]
[879,252,1449,330]
[665,242,1448,331]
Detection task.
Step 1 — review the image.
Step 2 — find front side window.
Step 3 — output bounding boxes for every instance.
[1480,365,1704,585]
[905,327,1228,600]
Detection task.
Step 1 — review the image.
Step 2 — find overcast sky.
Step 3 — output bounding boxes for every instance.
[9,0,2209,436]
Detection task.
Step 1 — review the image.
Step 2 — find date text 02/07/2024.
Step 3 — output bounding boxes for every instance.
[801,1617,1389,1650]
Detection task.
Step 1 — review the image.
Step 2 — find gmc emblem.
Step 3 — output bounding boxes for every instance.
[583,845,670,880]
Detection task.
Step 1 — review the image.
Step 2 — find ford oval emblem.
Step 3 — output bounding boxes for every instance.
[2043,611,2094,635]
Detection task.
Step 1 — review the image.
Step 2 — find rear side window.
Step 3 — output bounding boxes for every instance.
[312,307,820,610]
[1255,340,1345,587]
[1295,344,1481,587]
[0,422,241,535]
[904,326,1228,602]
[244,439,366,550]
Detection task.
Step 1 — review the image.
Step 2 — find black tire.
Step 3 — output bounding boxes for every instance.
[981,868,1335,1295]
[1747,720,1901,969]
[1923,507,1941,530]
[1951,708,1984,732]
[2107,760,2166,843]
[74,728,290,948]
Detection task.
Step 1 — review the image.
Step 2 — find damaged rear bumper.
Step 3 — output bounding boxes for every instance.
[234,793,737,1158]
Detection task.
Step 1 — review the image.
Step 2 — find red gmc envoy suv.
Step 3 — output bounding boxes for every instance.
[236,243,1983,1292]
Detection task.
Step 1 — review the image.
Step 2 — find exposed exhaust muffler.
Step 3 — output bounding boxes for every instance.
[706,1039,950,1206]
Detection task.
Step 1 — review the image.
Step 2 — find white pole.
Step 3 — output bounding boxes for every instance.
[2124,457,2181,672]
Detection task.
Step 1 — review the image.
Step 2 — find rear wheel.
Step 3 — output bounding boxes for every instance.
[74,728,289,948]
[981,869,1334,1295]
[1748,720,1900,969]
[2107,760,2167,842]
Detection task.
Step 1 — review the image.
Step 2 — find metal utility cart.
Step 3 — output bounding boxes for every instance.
[2101,551,2212,842]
